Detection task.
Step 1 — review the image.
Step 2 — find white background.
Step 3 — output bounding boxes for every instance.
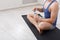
[0,0,59,10]
[0,0,38,10]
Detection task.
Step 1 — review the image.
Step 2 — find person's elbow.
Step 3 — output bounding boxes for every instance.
[49,18,56,24]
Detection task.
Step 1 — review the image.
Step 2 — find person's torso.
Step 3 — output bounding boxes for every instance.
[43,0,57,27]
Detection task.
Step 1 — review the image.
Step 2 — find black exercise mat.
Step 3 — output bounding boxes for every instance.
[22,15,60,40]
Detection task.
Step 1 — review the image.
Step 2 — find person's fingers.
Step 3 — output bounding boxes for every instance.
[32,8,37,11]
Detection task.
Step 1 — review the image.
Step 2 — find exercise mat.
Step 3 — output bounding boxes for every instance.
[22,14,60,40]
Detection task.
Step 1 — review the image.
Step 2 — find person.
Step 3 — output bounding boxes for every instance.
[27,0,59,33]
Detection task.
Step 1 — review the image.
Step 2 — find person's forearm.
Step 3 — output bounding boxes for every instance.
[37,8,44,12]
[39,18,54,24]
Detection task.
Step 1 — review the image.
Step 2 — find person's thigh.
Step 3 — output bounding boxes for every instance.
[27,13,38,25]
[27,13,34,18]
[27,13,39,22]
[27,13,35,23]
[38,22,54,30]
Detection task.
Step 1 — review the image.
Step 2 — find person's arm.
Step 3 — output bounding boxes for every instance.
[37,8,44,12]
[33,7,44,12]
[39,2,59,24]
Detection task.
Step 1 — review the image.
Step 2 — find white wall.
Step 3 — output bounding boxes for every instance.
[0,0,59,10]
[23,0,37,4]
[0,0,39,10]
[0,0,23,10]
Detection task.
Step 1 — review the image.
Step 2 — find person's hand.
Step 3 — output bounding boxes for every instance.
[33,8,37,12]
[34,14,39,21]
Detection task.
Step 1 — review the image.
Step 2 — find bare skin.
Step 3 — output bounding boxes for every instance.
[27,0,59,33]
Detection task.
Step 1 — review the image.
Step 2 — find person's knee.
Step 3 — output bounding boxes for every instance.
[27,14,31,19]
[38,22,48,30]
[38,22,52,30]
[27,14,30,19]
